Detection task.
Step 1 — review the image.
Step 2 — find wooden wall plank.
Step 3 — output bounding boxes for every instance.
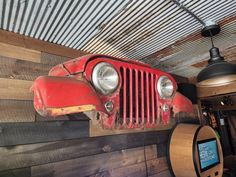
[41,52,71,65]
[0,29,88,58]
[0,78,33,100]
[156,143,168,158]
[35,112,90,122]
[0,42,41,63]
[0,130,170,171]
[149,170,172,177]
[0,56,51,81]
[31,145,157,177]
[0,120,89,146]
[0,168,31,177]
[197,81,236,98]
[106,157,168,177]
[0,100,35,123]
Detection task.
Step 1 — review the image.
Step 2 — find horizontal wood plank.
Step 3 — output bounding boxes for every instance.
[31,145,158,177]
[149,170,172,177]
[0,78,33,100]
[0,120,89,146]
[41,52,70,65]
[0,29,88,58]
[197,81,236,98]
[0,42,41,63]
[36,112,90,122]
[0,130,170,171]
[0,168,31,177]
[105,157,168,177]
[0,100,35,123]
[0,56,51,81]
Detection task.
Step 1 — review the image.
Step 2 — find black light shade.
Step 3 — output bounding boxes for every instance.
[197,23,236,86]
[197,47,236,86]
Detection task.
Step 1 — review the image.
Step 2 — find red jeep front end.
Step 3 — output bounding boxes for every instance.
[32,54,193,129]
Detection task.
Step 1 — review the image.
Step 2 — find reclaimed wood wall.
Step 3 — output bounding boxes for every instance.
[0,33,172,177]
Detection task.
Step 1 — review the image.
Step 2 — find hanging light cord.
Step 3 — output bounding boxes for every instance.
[209,30,215,48]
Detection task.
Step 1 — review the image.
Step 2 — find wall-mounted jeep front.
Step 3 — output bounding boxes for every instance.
[32,54,193,135]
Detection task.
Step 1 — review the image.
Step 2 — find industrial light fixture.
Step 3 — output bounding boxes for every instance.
[173,0,236,87]
[197,21,236,87]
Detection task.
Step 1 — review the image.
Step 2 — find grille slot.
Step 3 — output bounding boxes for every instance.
[120,67,159,127]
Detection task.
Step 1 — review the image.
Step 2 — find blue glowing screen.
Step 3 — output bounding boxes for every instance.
[197,139,219,171]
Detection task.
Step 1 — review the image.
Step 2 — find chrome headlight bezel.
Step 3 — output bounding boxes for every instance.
[157,75,174,98]
[92,62,119,95]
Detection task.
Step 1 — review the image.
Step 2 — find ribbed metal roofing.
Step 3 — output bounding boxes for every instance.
[1,0,236,78]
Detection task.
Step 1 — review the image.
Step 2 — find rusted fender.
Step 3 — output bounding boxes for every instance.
[31,76,106,117]
[172,92,193,116]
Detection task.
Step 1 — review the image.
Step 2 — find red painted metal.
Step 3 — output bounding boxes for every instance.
[135,69,139,126]
[129,68,133,127]
[32,76,105,117]
[123,67,127,125]
[172,92,193,115]
[146,72,150,125]
[141,71,144,124]
[32,54,193,129]
[151,74,155,125]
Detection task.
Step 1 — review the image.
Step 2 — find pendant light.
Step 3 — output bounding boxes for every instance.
[172,0,236,87]
[196,21,236,87]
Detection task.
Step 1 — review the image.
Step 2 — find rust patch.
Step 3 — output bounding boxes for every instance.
[220,13,236,26]
[192,60,208,68]
[47,105,96,116]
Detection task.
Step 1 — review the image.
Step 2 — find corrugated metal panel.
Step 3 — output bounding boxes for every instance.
[0,0,236,78]
[154,20,236,78]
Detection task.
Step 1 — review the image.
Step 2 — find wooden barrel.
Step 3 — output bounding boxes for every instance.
[168,124,223,177]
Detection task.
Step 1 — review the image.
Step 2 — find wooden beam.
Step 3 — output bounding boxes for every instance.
[0,29,88,58]
[0,78,33,100]
[0,42,41,63]
[197,82,236,98]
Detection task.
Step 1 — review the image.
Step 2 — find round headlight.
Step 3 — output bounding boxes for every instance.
[157,76,174,98]
[92,62,119,95]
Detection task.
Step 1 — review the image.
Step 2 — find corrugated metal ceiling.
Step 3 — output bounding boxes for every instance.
[0,0,236,78]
